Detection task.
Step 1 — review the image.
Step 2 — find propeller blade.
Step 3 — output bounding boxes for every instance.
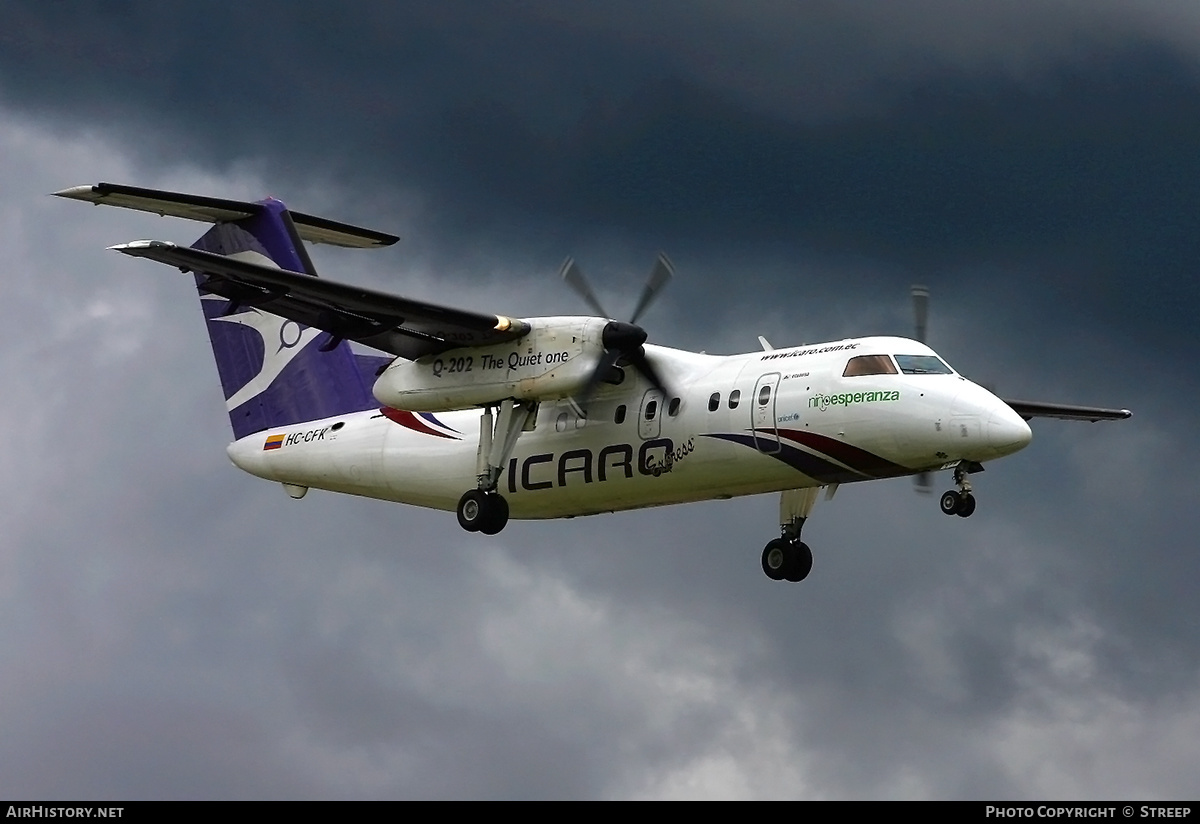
[914,470,933,493]
[629,347,668,395]
[560,257,610,319]
[912,284,929,344]
[629,252,674,325]
[576,347,624,410]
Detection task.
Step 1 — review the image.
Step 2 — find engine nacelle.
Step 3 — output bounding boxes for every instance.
[373,316,607,411]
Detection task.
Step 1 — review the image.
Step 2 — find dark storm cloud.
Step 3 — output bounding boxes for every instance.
[2,1,1199,800]
[4,1,1197,347]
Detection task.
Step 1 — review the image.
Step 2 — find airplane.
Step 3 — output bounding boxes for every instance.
[56,182,1131,583]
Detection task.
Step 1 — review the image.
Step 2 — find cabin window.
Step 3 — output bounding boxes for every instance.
[758,385,772,405]
[843,354,898,377]
[708,392,720,412]
[645,400,658,421]
[555,412,569,432]
[729,390,741,409]
[668,397,681,417]
[615,405,627,424]
[894,354,953,375]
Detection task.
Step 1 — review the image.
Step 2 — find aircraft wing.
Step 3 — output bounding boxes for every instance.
[1001,398,1132,422]
[110,240,529,359]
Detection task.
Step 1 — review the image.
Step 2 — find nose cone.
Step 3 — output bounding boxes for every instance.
[987,403,1033,457]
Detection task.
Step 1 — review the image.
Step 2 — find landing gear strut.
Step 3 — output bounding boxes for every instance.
[457,398,537,536]
[939,461,978,518]
[762,486,829,582]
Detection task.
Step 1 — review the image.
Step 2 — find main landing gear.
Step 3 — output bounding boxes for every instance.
[761,537,813,582]
[457,489,510,535]
[456,398,538,536]
[939,461,980,518]
[761,486,830,582]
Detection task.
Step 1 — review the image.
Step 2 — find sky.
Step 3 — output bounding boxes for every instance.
[1,0,1197,800]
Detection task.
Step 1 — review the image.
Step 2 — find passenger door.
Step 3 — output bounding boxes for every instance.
[638,389,664,440]
[751,373,781,453]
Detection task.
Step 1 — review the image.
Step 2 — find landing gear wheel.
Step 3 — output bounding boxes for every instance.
[479,493,509,535]
[939,490,961,516]
[457,490,488,532]
[784,540,813,582]
[762,538,813,582]
[955,492,976,518]
[457,490,510,534]
[761,539,788,581]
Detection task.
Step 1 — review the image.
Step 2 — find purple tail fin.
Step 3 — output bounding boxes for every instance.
[191,199,377,439]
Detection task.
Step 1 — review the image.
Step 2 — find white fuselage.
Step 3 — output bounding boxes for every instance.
[226,335,1032,519]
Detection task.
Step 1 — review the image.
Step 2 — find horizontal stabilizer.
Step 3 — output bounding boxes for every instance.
[109,240,529,359]
[1002,398,1132,422]
[54,182,399,248]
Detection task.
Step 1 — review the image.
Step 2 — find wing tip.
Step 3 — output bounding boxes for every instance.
[51,184,98,200]
[1002,398,1133,422]
[107,239,175,254]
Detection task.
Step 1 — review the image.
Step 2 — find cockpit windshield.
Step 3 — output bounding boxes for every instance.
[894,354,953,375]
[843,354,898,377]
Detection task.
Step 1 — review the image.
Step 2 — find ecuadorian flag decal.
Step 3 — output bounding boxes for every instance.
[263,433,285,451]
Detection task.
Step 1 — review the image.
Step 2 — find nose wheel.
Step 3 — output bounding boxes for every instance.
[939,489,976,517]
[939,461,979,517]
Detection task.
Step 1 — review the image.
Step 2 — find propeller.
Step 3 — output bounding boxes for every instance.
[907,283,999,491]
[560,257,608,319]
[630,254,674,325]
[911,284,933,492]
[911,284,929,345]
[914,469,934,493]
[560,253,675,405]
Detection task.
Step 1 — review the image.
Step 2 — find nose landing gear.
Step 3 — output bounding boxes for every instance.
[939,490,976,517]
[939,461,980,518]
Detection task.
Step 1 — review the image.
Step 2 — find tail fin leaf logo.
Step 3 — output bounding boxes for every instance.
[204,296,323,410]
